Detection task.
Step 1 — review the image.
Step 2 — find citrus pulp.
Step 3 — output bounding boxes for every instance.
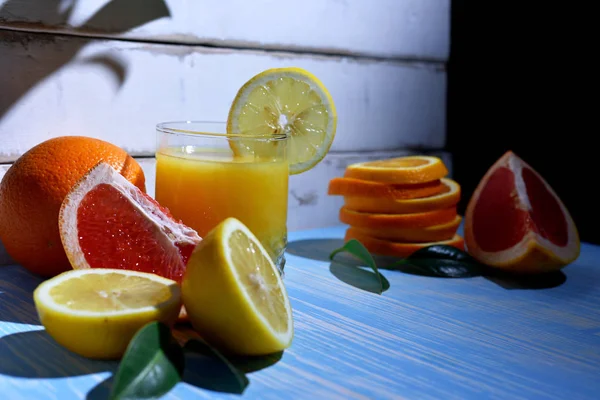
[182,217,293,356]
[33,268,181,359]
[227,67,337,175]
[464,151,580,273]
[59,162,201,282]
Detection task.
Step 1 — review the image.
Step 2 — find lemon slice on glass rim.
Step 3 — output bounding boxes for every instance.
[227,67,337,175]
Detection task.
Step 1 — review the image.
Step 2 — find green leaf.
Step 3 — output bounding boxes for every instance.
[392,258,481,278]
[183,339,249,394]
[229,351,284,374]
[329,262,391,294]
[406,245,476,262]
[330,239,386,294]
[391,245,483,278]
[109,322,184,400]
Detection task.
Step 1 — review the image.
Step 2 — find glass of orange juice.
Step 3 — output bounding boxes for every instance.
[155,121,289,272]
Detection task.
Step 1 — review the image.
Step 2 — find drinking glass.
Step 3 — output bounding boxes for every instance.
[155,121,289,272]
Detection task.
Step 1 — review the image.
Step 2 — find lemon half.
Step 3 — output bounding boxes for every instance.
[227,67,337,175]
[33,268,181,359]
[182,217,293,356]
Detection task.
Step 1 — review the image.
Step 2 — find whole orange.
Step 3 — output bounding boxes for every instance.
[0,136,146,277]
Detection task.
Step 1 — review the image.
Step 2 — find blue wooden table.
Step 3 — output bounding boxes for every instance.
[1,225,599,399]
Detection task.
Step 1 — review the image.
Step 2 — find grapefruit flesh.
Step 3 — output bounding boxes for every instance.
[60,163,201,283]
[464,151,579,273]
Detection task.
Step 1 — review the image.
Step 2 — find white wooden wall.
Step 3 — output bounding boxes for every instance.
[0,0,450,265]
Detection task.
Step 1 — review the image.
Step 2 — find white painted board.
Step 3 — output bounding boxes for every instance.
[0,0,450,61]
[0,151,452,266]
[0,30,447,162]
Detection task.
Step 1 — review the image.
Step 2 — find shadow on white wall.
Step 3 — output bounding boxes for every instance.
[0,0,171,122]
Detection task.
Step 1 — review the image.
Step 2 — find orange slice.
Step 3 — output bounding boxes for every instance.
[343,178,461,214]
[345,228,465,258]
[354,215,462,242]
[344,156,448,184]
[340,206,457,230]
[328,177,445,200]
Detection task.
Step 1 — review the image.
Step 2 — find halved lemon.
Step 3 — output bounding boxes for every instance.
[344,156,448,184]
[33,269,181,359]
[227,67,337,175]
[182,217,293,356]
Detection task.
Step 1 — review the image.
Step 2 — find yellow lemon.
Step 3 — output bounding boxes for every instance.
[33,268,181,359]
[182,217,293,356]
[227,67,337,175]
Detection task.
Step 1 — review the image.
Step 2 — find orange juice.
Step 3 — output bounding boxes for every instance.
[155,147,289,264]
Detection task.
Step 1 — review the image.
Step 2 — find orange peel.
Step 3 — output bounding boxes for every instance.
[343,178,461,214]
[340,206,457,230]
[354,215,462,243]
[328,177,445,200]
[344,155,448,184]
[344,229,464,258]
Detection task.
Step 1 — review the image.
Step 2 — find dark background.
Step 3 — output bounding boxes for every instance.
[446,1,596,244]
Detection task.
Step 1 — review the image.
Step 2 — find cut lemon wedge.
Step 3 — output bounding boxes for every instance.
[33,269,181,359]
[227,67,337,175]
[345,155,448,184]
[182,217,293,356]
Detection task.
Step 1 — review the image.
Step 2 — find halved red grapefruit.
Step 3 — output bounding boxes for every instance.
[59,162,202,283]
[464,151,580,273]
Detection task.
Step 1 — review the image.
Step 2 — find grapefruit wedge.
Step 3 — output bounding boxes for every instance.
[59,162,202,283]
[464,151,580,273]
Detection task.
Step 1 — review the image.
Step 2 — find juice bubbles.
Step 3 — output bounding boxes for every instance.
[155,147,289,268]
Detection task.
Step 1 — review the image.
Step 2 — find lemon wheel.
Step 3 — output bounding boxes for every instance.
[227,67,337,175]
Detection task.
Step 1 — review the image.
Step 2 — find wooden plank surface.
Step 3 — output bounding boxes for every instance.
[0,30,446,162]
[1,225,599,399]
[0,0,450,60]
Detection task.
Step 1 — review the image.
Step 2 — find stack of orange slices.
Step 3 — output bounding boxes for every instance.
[328,156,465,257]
